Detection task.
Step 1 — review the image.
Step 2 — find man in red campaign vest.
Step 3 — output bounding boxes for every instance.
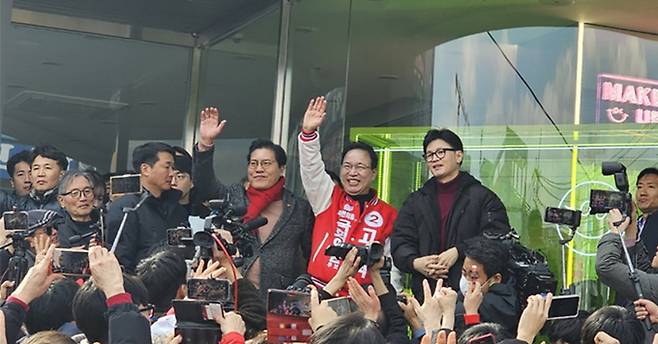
[298,96,397,295]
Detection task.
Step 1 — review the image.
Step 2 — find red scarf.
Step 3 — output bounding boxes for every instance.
[243,177,285,223]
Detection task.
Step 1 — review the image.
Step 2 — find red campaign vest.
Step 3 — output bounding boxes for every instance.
[307,185,397,290]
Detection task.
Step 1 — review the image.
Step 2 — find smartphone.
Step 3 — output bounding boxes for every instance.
[3,211,28,230]
[468,333,496,344]
[173,299,222,344]
[544,207,582,227]
[325,296,357,316]
[51,248,90,276]
[187,278,231,304]
[267,289,312,318]
[547,294,580,320]
[267,289,313,344]
[167,228,193,247]
[109,174,141,196]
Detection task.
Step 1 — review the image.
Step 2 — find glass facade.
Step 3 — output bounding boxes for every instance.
[2,0,658,310]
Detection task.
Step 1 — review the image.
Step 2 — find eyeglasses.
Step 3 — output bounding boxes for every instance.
[341,163,372,173]
[422,148,457,161]
[248,160,274,169]
[60,187,94,199]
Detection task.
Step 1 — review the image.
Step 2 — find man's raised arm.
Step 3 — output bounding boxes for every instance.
[298,96,335,215]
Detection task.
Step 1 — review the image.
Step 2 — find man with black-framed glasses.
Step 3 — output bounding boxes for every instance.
[391,128,510,303]
[55,170,100,248]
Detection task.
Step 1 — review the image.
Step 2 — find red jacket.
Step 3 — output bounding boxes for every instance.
[299,131,397,291]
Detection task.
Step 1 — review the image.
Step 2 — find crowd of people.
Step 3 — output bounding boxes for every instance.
[0,95,655,343]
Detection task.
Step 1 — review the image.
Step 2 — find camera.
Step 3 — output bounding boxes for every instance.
[173,299,223,344]
[589,189,632,215]
[193,185,267,264]
[589,161,632,216]
[484,230,556,305]
[324,242,389,268]
[544,207,581,227]
[3,211,28,230]
[187,278,232,308]
[109,174,141,196]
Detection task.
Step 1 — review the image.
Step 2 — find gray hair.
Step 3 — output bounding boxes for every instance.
[58,170,95,196]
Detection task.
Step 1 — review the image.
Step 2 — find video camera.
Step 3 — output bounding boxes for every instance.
[1,210,59,287]
[484,230,556,304]
[589,162,632,216]
[191,185,268,266]
[324,242,391,269]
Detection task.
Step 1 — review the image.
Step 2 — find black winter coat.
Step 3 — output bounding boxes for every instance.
[640,211,658,260]
[107,302,152,344]
[106,189,188,271]
[56,212,99,248]
[391,172,510,301]
[455,281,520,335]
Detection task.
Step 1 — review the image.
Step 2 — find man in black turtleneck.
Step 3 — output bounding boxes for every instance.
[15,145,67,216]
[391,129,511,303]
[55,171,100,248]
[106,143,188,271]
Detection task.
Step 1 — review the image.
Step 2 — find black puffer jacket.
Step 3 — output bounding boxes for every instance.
[106,189,188,271]
[391,172,510,301]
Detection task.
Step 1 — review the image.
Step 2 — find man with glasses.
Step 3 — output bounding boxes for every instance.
[193,107,314,301]
[391,128,510,302]
[299,96,397,293]
[56,170,100,248]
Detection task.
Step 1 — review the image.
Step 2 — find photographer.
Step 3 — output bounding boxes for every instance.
[391,128,510,302]
[106,142,188,271]
[55,171,100,248]
[596,208,658,302]
[194,107,314,300]
[299,97,396,292]
[15,145,68,216]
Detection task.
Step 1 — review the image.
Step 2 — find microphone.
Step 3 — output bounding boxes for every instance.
[241,217,268,231]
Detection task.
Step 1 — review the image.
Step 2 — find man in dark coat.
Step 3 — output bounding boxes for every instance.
[636,168,658,261]
[15,145,68,216]
[193,107,314,301]
[455,237,519,334]
[106,142,188,271]
[391,128,510,302]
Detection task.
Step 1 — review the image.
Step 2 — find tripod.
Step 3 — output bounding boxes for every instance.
[615,218,653,330]
[558,225,578,294]
[0,230,37,291]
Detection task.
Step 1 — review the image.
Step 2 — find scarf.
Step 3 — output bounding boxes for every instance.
[243,177,285,223]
